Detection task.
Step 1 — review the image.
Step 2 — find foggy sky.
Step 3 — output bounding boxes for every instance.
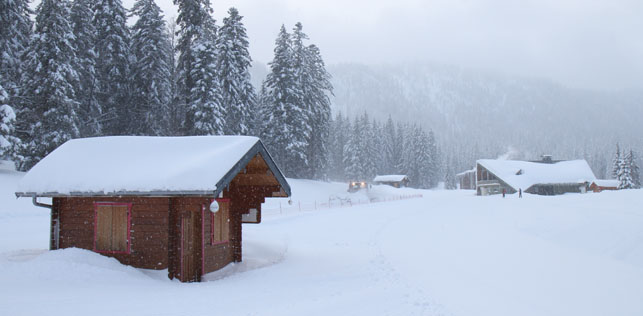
[127,0,643,91]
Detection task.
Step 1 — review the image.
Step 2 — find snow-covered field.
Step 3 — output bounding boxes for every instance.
[1,169,643,316]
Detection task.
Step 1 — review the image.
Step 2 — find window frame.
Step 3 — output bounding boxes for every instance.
[93,202,132,254]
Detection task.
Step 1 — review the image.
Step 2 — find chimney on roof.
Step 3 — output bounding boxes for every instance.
[542,155,553,163]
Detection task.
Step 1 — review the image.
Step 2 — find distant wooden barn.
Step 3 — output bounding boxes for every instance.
[16,136,290,282]
[476,157,595,196]
[456,168,476,190]
[373,175,410,188]
[589,180,619,192]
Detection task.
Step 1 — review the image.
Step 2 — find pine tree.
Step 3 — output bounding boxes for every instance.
[629,150,641,189]
[304,44,333,179]
[0,80,19,160]
[174,0,209,134]
[343,116,363,180]
[426,130,440,188]
[372,119,387,175]
[186,2,223,135]
[216,7,255,136]
[130,0,173,135]
[382,115,397,174]
[404,124,423,188]
[612,143,621,179]
[618,151,634,189]
[328,112,348,181]
[444,156,457,190]
[261,25,302,175]
[166,18,182,136]
[19,0,80,170]
[71,0,102,137]
[93,0,131,135]
[253,81,270,137]
[360,113,377,180]
[394,122,407,173]
[0,0,32,99]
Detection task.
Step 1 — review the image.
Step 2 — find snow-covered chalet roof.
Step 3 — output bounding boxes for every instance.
[373,175,408,183]
[16,136,290,197]
[477,159,596,191]
[456,168,476,177]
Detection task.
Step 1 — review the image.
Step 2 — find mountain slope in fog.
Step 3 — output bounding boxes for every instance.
[328,62,643,176]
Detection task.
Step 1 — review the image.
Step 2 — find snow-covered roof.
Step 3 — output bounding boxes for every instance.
[590,179,619,188]
[16,136,290,197]
[477,159,596,191]
[373,175,408,182]
[456,168,476,177]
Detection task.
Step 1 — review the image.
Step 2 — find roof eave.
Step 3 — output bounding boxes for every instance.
[15,190,216,198]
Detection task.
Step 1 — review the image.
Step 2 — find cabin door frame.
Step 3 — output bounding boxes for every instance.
[180,211,200,282]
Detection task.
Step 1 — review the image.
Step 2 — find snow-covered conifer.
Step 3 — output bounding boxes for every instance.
[444,156,457,190]
[19,0,80,170]
[426,130,440,188]
[261,25,302,175]
[0,0,32,98]
[303,44,333,179]
[343,116,363,181]
[93,0,131,135]
[360,113,377,180]
[130,0,173,135]
[0,81,19,160]
[174,0,209,133]
[382,115,397,174]
[612,143,621,179]
[186,2,224,135]
[629,150,641,189]
[216,7,255,136]
[166,18,182,136]
[328,112,349,181]
[617,151,634,189]
[71,0,102,137]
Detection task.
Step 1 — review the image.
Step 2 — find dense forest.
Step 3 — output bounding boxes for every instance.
[0,0,443,188]
[1,0,640,187]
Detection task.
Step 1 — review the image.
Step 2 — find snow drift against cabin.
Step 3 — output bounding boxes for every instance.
[17,136,264,195]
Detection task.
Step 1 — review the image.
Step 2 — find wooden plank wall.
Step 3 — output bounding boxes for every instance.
[55,197,170,270]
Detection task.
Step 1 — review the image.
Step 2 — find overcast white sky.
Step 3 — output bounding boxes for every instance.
[125,0,643,91]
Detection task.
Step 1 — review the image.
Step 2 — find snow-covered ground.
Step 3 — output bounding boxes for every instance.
[1,170,643,316]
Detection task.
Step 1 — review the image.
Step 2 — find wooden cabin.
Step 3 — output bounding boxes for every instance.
[589,180,619,192]
[476,158,595,196]
[456,168,476,190]
[372,175,410,188]
[16,136,290,282]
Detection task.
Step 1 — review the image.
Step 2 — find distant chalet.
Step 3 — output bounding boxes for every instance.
[476,157,596,196]
[456,168,476,190]
[373,175,410,188]
[16,136,290,282]
[589,179,619,193]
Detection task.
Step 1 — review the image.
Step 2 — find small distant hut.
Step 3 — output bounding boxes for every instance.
[456,168,476,190]
[589,180,619,192]
[373,175,410,188]
[16,136,290,282]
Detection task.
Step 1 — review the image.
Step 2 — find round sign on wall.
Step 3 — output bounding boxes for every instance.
[209,200,220,213]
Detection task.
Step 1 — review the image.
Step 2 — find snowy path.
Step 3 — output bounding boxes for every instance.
[2,184,643,315]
